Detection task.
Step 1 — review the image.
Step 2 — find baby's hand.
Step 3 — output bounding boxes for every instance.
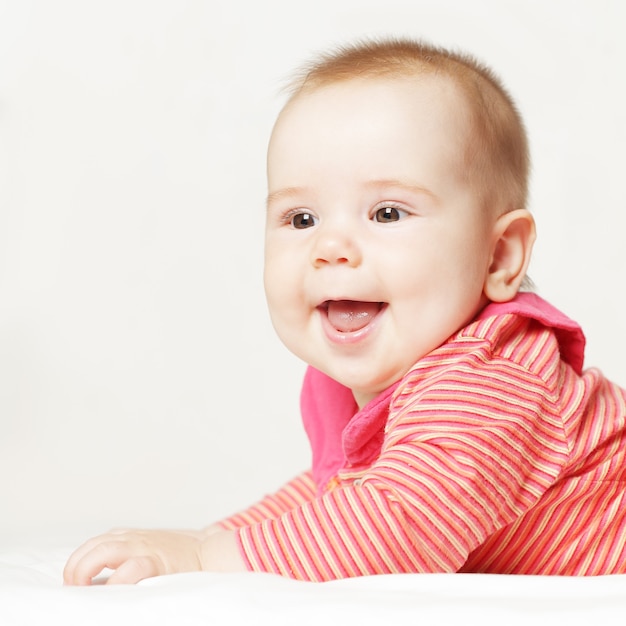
[63,527,239,585]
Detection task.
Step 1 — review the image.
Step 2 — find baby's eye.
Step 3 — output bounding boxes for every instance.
[290,211,317,229]
[373,206,408,223]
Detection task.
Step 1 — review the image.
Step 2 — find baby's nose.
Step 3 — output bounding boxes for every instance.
[311,227,362,268]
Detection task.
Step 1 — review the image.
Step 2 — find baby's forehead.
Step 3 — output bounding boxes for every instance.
[274,74,499,208]
[281,74,476,154]
[269,74,480,193]
[278,73,475,138]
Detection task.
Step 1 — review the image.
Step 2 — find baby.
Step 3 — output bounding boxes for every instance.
[64,38,626,584]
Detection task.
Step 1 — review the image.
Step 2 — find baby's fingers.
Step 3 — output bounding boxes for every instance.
[105,555,160,585]
[63,534,110,585]
[64,540,136,586]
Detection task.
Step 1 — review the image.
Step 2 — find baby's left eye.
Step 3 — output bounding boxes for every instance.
[373,206,407,223]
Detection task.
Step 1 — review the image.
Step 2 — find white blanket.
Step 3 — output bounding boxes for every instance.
[2,538,626,625]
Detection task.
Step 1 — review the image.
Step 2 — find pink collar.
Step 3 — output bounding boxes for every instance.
[477,293,585,375]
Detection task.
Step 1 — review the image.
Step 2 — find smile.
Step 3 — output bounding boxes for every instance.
[318,300,387,344]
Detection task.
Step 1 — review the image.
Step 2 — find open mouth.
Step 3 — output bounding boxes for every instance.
[319,300,386,334]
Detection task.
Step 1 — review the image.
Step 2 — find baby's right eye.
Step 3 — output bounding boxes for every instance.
[289,211,317,229]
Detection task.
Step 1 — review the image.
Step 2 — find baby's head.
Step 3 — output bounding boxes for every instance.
[264,38,536,406]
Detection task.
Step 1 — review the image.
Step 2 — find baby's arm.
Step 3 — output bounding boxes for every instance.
[63,527,245,585]
[63,471,317,585]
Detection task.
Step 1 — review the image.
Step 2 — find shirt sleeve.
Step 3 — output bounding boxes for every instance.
[235,330,571,581]
[217,471,317,530]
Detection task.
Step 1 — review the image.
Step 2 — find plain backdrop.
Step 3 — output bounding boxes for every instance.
[1,0,625,542]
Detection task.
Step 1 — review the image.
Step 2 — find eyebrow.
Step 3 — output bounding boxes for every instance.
[266,179,438,209]
[266,186,306,208]
[364,178,438,200]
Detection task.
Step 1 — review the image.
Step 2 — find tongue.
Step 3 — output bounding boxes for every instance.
[326,300,381,332]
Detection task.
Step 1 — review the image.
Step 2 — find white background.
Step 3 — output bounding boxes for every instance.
[1,0,625,541]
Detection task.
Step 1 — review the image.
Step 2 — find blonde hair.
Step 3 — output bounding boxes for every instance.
[285,38,529,215]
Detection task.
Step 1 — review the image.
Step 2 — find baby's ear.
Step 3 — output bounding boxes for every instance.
[484,209,536,303]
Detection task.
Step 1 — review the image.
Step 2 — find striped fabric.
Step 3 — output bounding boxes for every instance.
[220,472,317,529]
[220,296,626,580]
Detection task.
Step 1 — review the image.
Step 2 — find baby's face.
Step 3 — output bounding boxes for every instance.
[264,76,498,407]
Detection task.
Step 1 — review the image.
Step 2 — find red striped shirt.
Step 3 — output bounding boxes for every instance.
[220,294,626,579]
